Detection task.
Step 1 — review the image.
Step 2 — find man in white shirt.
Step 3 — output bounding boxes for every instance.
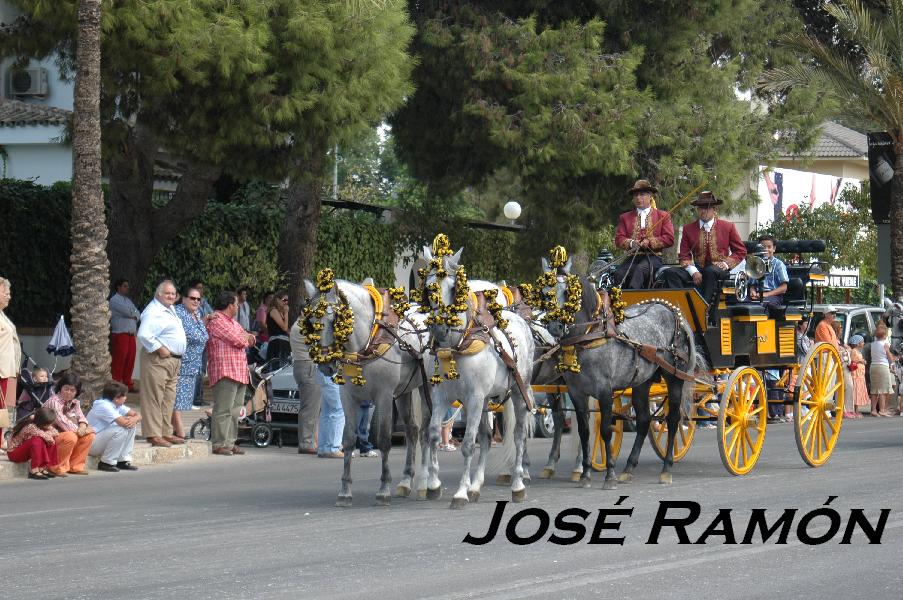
[87,381,142,472]
[137,280,187,448]
[109,279,141,392]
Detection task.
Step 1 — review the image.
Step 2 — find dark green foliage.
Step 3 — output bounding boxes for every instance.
[0,179,72,327]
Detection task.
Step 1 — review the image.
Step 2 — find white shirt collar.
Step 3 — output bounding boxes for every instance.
[699,218,714,232]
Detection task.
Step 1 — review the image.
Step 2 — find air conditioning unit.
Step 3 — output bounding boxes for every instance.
[8,67,49,98]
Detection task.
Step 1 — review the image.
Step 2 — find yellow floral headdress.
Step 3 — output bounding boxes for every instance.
[301,268,357,385]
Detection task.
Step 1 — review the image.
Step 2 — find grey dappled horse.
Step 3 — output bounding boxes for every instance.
[541,257,700,488]
[303,279,429,507]
[416,246,536,508]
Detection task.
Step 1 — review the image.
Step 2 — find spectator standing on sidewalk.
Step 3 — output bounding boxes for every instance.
[109,279,141,392]
[266,291,291,361]
[189,279,213,407]
[87,381,141,472]
[44,373,95,475]
[0,276,22,454]
[255,292,273,343]
[236,286,252,331]
[137,280,187,448]
[206,290,256,456]
[289,310,321,454]
[317,371,345,458]
[173,286,209,437]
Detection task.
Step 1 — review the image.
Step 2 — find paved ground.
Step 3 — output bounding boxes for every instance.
[3,417,902,599]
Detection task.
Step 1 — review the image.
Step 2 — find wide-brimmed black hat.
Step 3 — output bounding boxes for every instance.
[627,179,658,195]
[690,191,723,207]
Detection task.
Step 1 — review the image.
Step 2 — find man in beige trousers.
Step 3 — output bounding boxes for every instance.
[137,280,187,447]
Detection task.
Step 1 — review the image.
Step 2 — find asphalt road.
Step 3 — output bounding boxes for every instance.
[3,417,902,600]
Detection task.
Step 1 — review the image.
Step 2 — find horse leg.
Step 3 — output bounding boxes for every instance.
[541,393,564,479]
[451,398,483,508]
[415,392,434,500]
[424,394,444,501]
[394,391,418,497]
[568,390,593,488]
[336,394,361,508]
[597,388,618,490]
[660,379,683,485]
[619,381,652,484]
[509,386,533,503]
[374,392,395,505]
[469,409,492,503]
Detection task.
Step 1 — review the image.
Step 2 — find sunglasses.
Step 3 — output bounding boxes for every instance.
[187,296,201,301]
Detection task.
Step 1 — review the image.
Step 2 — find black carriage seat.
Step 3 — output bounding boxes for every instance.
[783,277,806,306]
[724,303,768,319]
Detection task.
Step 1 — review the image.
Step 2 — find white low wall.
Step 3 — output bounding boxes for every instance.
[19,332,140,380]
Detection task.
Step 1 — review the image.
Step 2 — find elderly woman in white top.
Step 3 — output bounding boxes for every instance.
[0,276,22,453]
[869,322,897,417]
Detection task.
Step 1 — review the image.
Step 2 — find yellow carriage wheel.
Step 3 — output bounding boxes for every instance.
[648,395,696,462]
[591,394,628,471]
[717,367,767,476]
[794,342,844,467]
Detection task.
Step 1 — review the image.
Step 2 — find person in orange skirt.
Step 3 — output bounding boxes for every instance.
[846,335,868,418]
[44,373,95,475]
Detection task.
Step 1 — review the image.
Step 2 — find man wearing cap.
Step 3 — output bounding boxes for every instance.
[815,307,840,349]
[613,179,674,289]
[662,191,746,308]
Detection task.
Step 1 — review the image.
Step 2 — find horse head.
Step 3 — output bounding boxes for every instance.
[301,270,363,380]
[537,251,585,340]
[422,247,465,346]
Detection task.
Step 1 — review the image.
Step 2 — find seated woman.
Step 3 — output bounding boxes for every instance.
[6,405,66,480]
[44,373,96,475]
[16,366,52,422]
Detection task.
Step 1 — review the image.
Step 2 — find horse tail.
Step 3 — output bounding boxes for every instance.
[679,315,707,420]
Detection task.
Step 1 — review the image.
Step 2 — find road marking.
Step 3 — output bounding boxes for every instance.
[0,505,110,519]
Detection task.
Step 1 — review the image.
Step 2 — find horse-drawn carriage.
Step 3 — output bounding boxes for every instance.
[538,238,844,478]
[301,233,843,508]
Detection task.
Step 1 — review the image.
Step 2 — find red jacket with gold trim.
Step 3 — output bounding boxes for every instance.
[614,208,674,253]
[678,219,746,269]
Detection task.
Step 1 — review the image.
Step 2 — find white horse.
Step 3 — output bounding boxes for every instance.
[415,245,536,508]
[303,277,430,507]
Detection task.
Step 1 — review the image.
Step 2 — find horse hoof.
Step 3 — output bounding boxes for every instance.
[375,494,391,506]
[416,489,428,500]
[467,490,480,503]
[602,479,618,491]
[449,497,468,509]
[426,486,443,501]
[617,472,633,484]
[523,474,531,485]
[511,488,527,503]
[539,467,554,479]
[577,477,592,489]
[570,472,582,482]
[395,484,411,498]
[335,496,353,508]
[659,473,673,486]
[496,474,512,485]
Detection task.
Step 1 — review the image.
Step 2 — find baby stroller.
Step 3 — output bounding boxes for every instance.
[3,353,54,445]
[189,355,291,448]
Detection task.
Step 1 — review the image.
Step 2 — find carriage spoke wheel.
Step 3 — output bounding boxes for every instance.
[717,367,767,476]
[648,394,696,462]
[794,342,844,467]
[591,394,628,472]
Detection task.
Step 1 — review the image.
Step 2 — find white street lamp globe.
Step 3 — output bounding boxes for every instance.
[503,201,522,220]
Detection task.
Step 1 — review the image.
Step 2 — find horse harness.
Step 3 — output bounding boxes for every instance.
[430,290,534,412]
[556,290,696,384]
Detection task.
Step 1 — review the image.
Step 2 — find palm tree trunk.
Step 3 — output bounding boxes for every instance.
[70,0,111,400]
[892,141,903,300]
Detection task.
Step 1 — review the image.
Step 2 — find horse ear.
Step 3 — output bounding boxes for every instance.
[303,279,316,300]
[452,247,463,263]
[422,245,433,261]
[562,257,573,275]
[541,257,550,272]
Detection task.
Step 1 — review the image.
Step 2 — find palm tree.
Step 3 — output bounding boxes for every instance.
[759,0,903,299]
[69,0,111,400]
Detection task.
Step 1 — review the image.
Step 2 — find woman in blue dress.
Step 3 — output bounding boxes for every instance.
[172,286,209,438]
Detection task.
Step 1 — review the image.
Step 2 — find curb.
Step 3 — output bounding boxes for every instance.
[0,440,211,481]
